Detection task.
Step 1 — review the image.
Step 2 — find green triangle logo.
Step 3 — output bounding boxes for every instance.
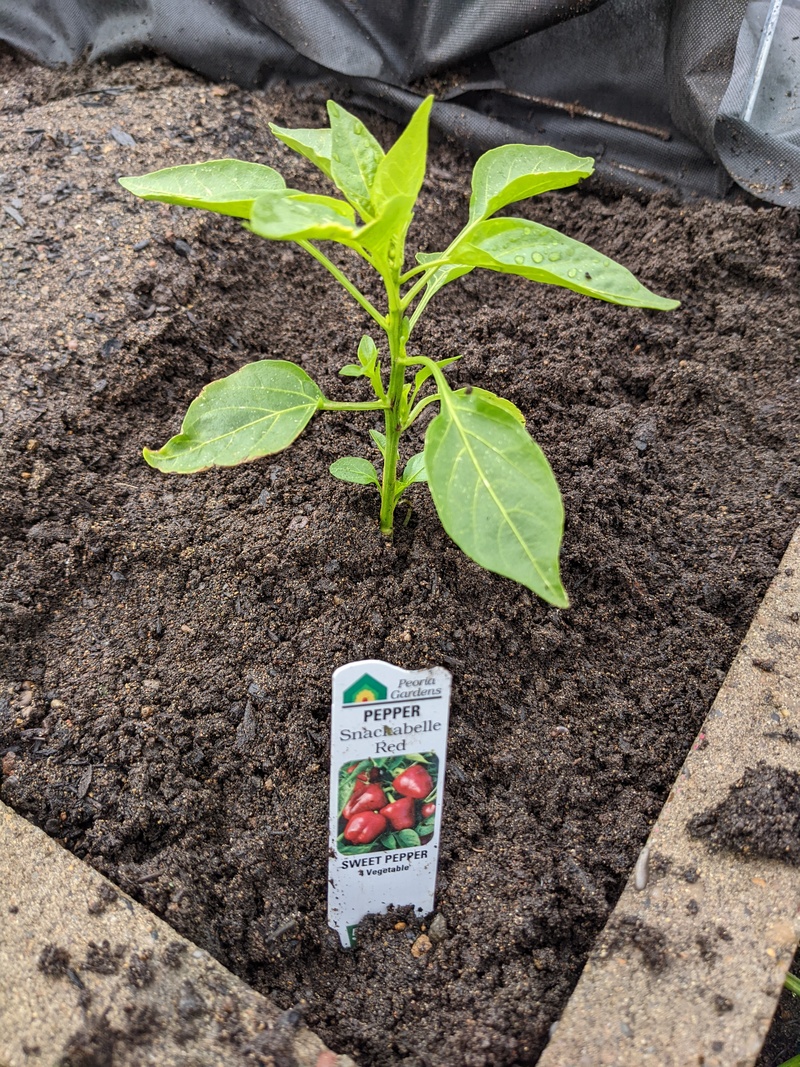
[343,673,387,704]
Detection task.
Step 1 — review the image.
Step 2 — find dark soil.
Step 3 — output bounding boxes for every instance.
[1,51,799,1067]
[688,763,800,865]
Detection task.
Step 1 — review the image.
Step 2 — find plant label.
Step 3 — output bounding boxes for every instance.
[328,658,452,948]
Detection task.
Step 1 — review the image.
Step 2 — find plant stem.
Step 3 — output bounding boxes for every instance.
[785,973,800,998]
[379,287,406,537]
[404,354,449,393]
[297,239,385,329]
[399,259,450,285]
[407,287,437,333]
[401,269,439,310]
[320,398,387,412]
[404,392,440,428]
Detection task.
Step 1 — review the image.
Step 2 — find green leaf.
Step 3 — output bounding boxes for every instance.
[339,364,365,377]
[118,160,285,218]
[373,96,433,210]
[357,194,413,264]
[379,832,398,850]
[338,842,378,855]
[395,829,421,848]
[400,452,428,486]
[357,335,379,370]
[269,124,333,179]
[345,96,435,264]
[330,456,380,487]
[406,753,433,765]
[415,250,474,302]
[249,190,358,243]
[447,218,680,310]
[469,145,594,223]
[327,100,384,219]
[143,359,322,473]
[465,387,526,425]
[425,388,568,606]
[413,355,462,394]
[369,429,386,456]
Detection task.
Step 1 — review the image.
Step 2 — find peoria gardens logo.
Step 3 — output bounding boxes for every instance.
[343,673,443,704]
[342,673,388,704]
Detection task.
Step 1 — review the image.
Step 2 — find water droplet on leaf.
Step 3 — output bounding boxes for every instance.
[514,255,525,264]
[548,253,560,262]
[567,268,577,278]
[531,252,544,263]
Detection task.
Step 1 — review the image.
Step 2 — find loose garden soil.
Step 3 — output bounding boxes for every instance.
[1,49,798,1067]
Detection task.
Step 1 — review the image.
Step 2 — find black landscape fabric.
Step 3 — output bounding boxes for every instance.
[1,0,798,206]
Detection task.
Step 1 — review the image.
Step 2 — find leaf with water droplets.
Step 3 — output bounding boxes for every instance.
[443,218,680,310]
[327,101,384,220]
[248,190,358,243]
[119,160,285,218]
[469,145,594,223]
[269,124,333,179]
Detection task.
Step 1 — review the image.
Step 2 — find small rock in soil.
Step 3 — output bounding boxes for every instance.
[411,934,433,958]
[428,913,449,942]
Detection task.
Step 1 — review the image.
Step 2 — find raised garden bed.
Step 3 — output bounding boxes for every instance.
[1,51,799,1066]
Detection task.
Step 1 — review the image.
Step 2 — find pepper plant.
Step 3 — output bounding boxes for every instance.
[120,96,678,607]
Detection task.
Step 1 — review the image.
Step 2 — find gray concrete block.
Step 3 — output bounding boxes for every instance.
[539,528,800,1067]
[0,805,354,1067]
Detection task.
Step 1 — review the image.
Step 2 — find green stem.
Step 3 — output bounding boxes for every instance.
[404,392,440,429]
[401,218,483,328]
[785,973,800,998]
[379,291,407,537]
[320,398,388,412]
[297,239,385,328]
[399,259,450,286]
[407,288,437,333]
[404,354,450,393]
[401,269,440,311]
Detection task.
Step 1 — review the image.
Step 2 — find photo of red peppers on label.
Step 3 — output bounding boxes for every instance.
[337,753,438,854]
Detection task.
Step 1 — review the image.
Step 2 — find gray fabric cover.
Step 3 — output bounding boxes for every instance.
[1,0,798,205]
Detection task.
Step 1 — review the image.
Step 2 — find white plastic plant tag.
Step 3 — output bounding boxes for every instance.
[328,659,452,948]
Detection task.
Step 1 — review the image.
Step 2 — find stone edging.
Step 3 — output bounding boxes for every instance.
[539,527,800,1067]
[0,805,354,1067]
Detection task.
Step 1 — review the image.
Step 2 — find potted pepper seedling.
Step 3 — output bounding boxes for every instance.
[120,97,678,605]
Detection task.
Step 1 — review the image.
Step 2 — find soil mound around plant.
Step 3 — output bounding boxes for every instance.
[688,763,800,865]
[1,51,799,1067]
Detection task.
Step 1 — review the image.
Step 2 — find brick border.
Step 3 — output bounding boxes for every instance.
[539,528,800,1067]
